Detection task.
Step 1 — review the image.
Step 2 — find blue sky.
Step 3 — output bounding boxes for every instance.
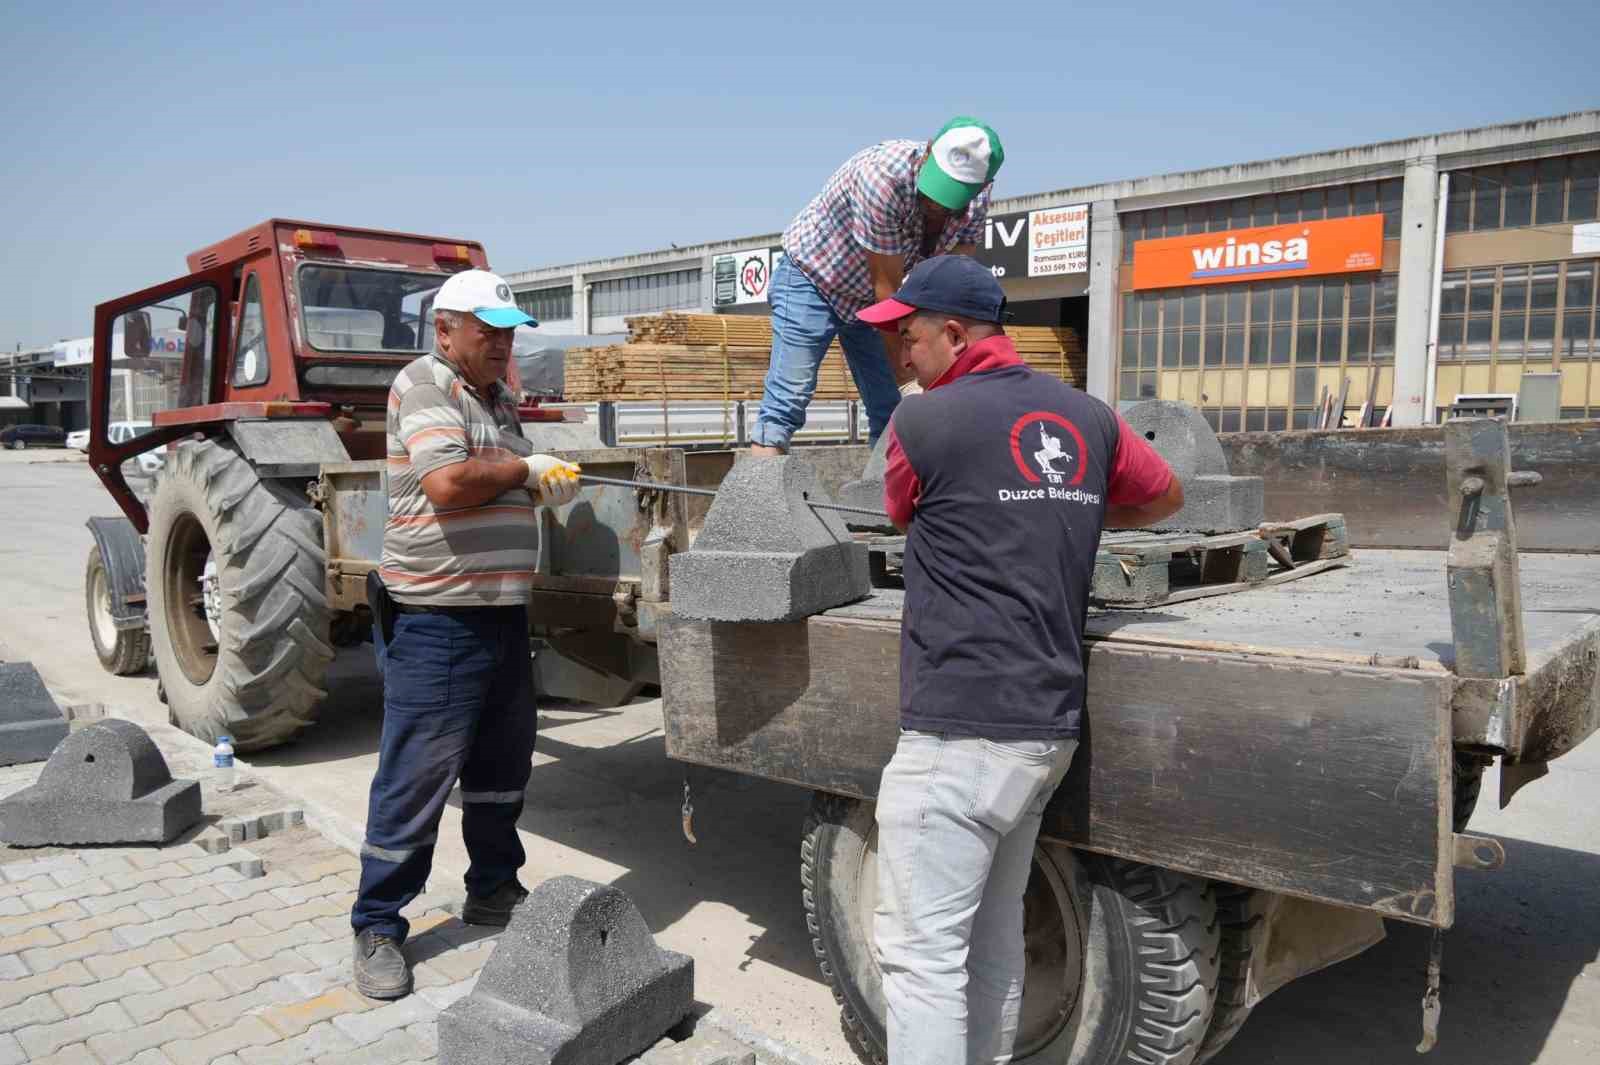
[2,0,1595,349]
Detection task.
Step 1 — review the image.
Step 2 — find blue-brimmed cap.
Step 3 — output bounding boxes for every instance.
[434,269,537,328]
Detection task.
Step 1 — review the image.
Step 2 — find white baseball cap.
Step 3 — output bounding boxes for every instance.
[434,269,537,328]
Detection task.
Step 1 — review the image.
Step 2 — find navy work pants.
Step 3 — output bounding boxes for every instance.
[350,605,537,942]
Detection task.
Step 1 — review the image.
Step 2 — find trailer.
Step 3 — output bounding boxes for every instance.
[81,220,1600,1064]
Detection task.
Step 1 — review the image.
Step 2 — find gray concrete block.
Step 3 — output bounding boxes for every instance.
[1153,474,1265,534]
[0,662,69,767]
[1120,401,1264,533]
[671,456,869,622]
[437,876,692,1065]
[0,719,201,846]
[836,431,895,531]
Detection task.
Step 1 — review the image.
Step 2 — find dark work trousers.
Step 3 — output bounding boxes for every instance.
[350,605,537,942]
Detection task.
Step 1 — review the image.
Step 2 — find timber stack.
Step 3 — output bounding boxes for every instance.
[564,313,1086,402]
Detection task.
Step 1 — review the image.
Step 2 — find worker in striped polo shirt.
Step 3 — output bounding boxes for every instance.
[751,117,1004,454]
[350,269,581,1001]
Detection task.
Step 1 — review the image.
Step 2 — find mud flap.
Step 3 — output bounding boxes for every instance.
[85,515,147,631]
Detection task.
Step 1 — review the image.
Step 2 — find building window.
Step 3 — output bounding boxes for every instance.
[1120,178,1403,263]
[1120,271,1398,427]
[590,269,702,318]
[1445,151,1600,233]
[1435,259,1598,417]
[514,285,573,323]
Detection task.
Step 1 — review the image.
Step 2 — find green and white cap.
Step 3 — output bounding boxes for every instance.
[917,116,1005,211]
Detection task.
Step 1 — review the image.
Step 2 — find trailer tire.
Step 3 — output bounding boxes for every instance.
[86,544,151,675]
[1194,886,1269,1064]
[1453,752,1491,832]
[147,439,332,751]
[802,791,1220,1065]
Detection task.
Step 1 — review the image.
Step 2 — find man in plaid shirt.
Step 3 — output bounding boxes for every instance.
[751,117,1005,453]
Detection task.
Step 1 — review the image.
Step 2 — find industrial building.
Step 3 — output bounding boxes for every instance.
[506,110,1600,429]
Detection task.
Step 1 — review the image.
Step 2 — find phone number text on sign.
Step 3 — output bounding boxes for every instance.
[1028,205,1088,277]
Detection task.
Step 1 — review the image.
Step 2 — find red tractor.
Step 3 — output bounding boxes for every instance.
[83,220,565,750]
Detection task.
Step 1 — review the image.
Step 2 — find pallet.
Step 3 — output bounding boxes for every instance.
[1092,513,1348,608]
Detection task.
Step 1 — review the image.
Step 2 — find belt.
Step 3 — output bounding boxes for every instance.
[393,601,501,616]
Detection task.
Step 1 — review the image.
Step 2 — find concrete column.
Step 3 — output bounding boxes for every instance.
[1085,199,1121,404]
[571,271,588,335]
[1391,156,1439,427]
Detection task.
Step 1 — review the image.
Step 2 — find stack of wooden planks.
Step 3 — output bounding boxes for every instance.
[563,312,1086,401]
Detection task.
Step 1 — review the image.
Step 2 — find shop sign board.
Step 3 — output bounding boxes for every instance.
[1132,213,1384,290]
[713,247,780,306]
[977,203,1090,278]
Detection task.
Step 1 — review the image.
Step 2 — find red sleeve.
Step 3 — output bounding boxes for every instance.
[883,423,921,529]
[1107,414,1174,506]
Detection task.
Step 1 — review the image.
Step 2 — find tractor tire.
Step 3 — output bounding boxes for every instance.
[85,544,151,675]
[801,791,1221,1064]
[146,439,332,751]
[1194,886,1270,1064]
[1453,752,1489,832]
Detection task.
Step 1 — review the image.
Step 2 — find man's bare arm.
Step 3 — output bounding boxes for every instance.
[866,251,914,385]
[1105,476,1185,530]
[420,458,529,510]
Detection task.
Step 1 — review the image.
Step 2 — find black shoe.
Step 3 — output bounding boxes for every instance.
[461,880,530,927]
[352,929,412,999]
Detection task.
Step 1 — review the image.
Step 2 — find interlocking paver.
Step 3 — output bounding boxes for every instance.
[52,966,160,1017]
[186,978,303,1032]
[330,995,435,1046]
[238,918,339,961]
[87,1009,204,1065]
[1,857,83,884]
[0,961,93,1011]
[214,871,299,902]
[216,953,311,996]
[0,897,22,917]
[28,1041,98,1064]
[146,943,247,988]
[0,993,65,1035]
[253,896,350,933]
[294,937,351,970]
[404,1019,439,1057]
[413,940,494,983]
[0,955,26,981]
[53,904,148,941]
[19,929,114,975]
[112,908,210,949]
[193,894,282,930]
[137,884,228,920]
[80,881,171,916]
[0,1033,20,1065]
[171,915,269,956]
[313,1028,430,1065]
[85,939,186,981]
[21,878,113,909]
[160,1017,280,1065]
[269,875,349,907]
[415,975,475,1012]
[0,874,57,901]
[0,924,63,957]
[0,900,84,937]
[14,1001,131,1059]
[77,855,137,879]
[127,1050,176,1065]
[258,987,372,1038]
[236,1021,359,1065]
[124,972,229,1024]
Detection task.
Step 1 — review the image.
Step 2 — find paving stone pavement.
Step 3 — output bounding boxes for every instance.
[0,730,784,1065]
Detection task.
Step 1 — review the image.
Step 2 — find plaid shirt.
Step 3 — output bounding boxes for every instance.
[782,140,991,321]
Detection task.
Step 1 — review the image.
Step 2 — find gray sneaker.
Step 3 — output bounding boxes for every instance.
[352,929,412,1000]
[461,880,530,927]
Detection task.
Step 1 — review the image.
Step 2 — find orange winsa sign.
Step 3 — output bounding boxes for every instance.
[1131,213,1384,290]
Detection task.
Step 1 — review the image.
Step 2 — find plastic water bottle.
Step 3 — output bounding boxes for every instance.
[213,735,236,793]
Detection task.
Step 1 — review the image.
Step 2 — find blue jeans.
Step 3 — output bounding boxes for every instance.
[752,256,902,449]
[350,605,537,942]
[875,730,1078,1065]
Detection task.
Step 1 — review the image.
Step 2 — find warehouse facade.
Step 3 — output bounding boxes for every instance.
[505,110,1600,428]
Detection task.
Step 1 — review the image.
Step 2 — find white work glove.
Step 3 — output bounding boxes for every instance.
[523,455,581,507]
[898,380,924,398]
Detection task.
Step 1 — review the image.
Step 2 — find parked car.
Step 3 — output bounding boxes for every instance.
[0,424,67,450]
[66,428,91,451]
